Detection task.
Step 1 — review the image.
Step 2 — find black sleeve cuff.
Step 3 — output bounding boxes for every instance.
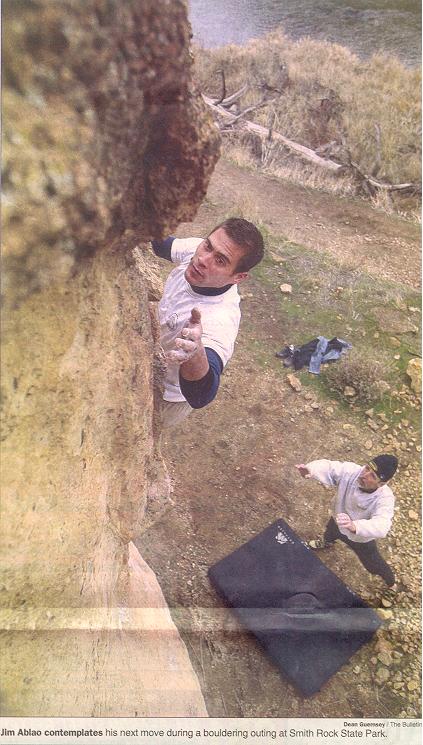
[151,237,175,261]
[179,348,223,409]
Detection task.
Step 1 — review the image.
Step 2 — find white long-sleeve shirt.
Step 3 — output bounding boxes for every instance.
[306,459,395,543]
[158,238,241,402]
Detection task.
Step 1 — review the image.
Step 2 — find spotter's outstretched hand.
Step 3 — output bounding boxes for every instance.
[295,464,311,479]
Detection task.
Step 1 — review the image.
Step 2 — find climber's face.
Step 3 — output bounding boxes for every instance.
[184,228,248,288]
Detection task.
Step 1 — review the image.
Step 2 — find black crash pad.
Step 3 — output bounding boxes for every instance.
[208,518,382,697]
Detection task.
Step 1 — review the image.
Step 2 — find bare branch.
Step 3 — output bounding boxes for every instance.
[213,69,226,106]
[219,83,249,108]
[266,109,277,143]
[230,98,277,124]
[371,123,382,177]
[350,160,420,193]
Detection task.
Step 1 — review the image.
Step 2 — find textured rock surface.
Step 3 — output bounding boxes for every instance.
[1,0,219,716]
[406,358,422,394]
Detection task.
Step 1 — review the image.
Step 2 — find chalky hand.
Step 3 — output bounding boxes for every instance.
[166,308,203,365]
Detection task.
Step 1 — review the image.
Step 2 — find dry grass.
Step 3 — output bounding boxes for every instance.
[221,139,256,170]
[220,193,264,231]
[370,190,395,216]
[222,135,357,199]
[324,348,395,404]
[194,30,421,206]
[262,147,356,197]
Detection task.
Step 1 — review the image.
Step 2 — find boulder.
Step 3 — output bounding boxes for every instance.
[406,358,422,394]
[1,0,219,717]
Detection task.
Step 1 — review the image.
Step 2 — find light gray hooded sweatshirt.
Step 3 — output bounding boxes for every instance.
[306,459,395,543]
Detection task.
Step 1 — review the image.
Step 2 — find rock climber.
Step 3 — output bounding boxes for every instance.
[152,217,264,427]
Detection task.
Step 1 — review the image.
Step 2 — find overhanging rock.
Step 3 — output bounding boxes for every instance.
[1,0,220,716]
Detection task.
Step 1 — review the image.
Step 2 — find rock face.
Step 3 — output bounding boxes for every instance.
[1,0,220,716]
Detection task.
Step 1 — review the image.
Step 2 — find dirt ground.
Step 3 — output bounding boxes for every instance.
[136,158,421,719]
[193,160,421,289]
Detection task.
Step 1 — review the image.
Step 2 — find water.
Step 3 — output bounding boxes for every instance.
[189,0,421,67]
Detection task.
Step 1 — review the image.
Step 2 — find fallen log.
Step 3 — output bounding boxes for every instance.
[203,94,342,173]
[203,94,421,194]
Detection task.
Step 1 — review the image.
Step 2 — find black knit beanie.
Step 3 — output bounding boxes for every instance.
[369,454,398,482]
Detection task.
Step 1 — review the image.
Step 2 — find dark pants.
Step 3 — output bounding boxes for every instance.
[324,518,395,587]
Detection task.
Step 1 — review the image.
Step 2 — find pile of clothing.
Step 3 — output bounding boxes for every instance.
[276,336,352,375]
